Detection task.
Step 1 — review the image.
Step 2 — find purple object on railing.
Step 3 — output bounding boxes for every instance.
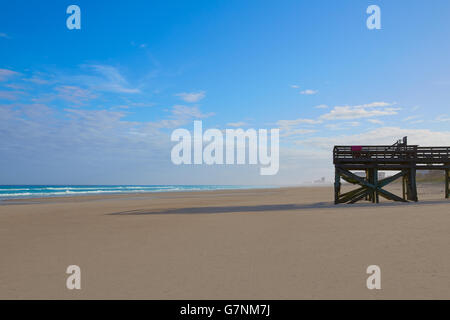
[351,146,363,152]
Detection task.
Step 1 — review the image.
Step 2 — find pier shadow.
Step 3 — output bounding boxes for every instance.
[108,199,450,216]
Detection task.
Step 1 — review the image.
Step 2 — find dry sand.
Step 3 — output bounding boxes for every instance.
[0,185,449,299]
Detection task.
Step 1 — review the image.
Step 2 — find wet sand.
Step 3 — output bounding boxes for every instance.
[1,185,449,299]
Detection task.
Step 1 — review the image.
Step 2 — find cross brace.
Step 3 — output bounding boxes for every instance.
[334,167,416,204]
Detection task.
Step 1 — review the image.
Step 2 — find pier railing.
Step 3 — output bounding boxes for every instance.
[333,145,450,164]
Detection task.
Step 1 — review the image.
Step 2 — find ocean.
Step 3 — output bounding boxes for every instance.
[0,185,271,200]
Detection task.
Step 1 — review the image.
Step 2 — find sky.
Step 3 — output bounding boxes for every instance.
[1,0,450,185]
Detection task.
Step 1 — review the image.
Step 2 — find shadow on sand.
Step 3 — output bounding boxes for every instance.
[108,199,449,216]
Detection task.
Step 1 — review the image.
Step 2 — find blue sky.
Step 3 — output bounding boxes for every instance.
[1,0,450,185]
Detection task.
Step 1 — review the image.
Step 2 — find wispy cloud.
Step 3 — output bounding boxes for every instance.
[128,101,155,108]
[277,118,321,137]
[86,65,141,94]
[0,102,208,164]
[277,118,322,127]
[226,121,247,127]
[295,127,450,150]
[148,105,215,130]
[278,102,397,129]
[23,76,50,85]
[435,114,450,122]
[319,102,399,120]
[3,65,140,95]
[0,69,20,81]
[402,115,425,125]
[276,101,399,138]
[290,85,318,95]
[4,83,25,90]
[281,128,317,137]
[175,91,206,103]
[130,41,148,49]
[325,122,360,130]
[171,105,213,119]
[300,89,318,95]
[0,90,20,100]
[368,119,384,125]
[402,115,421,122]
[55,85,97,105]
[0,32,10,39]
[320,106,399,120]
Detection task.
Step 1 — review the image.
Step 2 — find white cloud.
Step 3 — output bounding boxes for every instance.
[359,102,392,108]
[276,102,397,136]
[55,85,97,104]
[0,91,19,100]
[130,41,148,49]
[0,103,217,170]
[368,119,384,125]
[0,69,20,81]
[4,83,25,90]
[300,89,318,95]
[402,115,421,122]
[325,122,360,130]
[175,91,206,103]
[67,65,141,94]
[226,121,247,127]
[295,127,450,150]
[171,105,213,119]
[23,76,50,85]
[149,105,214,129]
[435,114,450,122]
[319,102,399,120]
[0,32,9,39]
[290,85,299,88]
[281,128,317,137]
[314,104,328,109]
[129,102,155,108]
[277,118,320,137]
[277,118,322,127]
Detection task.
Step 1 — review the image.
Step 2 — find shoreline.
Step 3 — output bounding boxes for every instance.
[1,181,444,204]
[0,185,284,203]
[0,185,335,204]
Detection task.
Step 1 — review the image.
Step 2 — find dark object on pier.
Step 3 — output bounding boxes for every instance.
[333,137,450,204]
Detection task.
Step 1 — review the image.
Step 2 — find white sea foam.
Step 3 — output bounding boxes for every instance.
[0,185,273,200]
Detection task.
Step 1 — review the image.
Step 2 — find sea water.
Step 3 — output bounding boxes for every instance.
[0,185,272,200]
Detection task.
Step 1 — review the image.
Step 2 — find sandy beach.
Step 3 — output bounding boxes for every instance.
[1,185,450,299]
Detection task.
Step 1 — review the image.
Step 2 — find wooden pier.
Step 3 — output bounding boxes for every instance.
[333,137,450,204]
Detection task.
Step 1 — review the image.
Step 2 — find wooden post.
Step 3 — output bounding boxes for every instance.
[365,169,369,201]
[374,168,379,203]
[334,168,341,204]
[409,167,418,202]
[405,168,412,201]
[402,170,407,200]
[446,169,449,199]
[368,168,374,203]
